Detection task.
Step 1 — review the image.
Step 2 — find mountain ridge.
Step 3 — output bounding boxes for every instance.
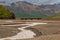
[5,1,60,18]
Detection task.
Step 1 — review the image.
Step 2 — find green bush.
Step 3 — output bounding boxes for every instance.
[0,5,12,19]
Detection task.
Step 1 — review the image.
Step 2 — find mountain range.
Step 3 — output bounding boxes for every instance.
[1,0,60,5]
[4,1,60,19]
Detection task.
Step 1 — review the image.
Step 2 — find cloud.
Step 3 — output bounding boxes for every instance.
[25,0,60,5]
[0,0,60,5]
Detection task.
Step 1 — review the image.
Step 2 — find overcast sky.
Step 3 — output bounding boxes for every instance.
[0,0,60,5]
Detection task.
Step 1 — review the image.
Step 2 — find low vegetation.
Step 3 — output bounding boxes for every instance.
[44,13,60,20]
[0,5,13,19]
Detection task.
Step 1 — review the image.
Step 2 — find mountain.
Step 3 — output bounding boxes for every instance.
[45,12,60,20]
[5,1,60,18]
[10,1,40,11]
[0,5,15,19]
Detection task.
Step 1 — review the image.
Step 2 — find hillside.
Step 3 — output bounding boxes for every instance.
[45,13,60,20]
[5,1,56,18]
[10,1,60,13]
[4,1,60,18]
[0,5,15,19]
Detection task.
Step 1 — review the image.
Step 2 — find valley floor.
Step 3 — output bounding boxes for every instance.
[0,20,60,40]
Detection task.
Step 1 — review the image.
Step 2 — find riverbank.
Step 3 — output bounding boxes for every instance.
[0,20,60,40]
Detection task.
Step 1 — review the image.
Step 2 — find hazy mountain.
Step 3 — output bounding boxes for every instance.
[5,1,60,18]
[1,0,60,5]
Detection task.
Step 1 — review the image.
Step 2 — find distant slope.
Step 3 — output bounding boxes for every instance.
[0,5,15,19]
[5,1,60,18]
[14,11,48,18]
[45,13,60,20]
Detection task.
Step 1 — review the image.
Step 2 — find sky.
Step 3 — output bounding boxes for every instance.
[0,0,60,5]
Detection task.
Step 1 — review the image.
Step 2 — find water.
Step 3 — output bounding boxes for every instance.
[1,29,36,39]
[0,22,47,40]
